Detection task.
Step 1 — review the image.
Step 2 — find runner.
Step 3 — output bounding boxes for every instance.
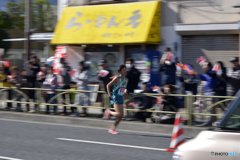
[104,64,128,134]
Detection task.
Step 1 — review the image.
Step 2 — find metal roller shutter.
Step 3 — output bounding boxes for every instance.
[182,35,239,73]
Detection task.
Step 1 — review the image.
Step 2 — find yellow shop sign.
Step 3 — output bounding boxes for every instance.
[51,1,161,44]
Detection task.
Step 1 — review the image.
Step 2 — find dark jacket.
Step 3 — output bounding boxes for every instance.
[180,72,198,95]
[162,96,178,112]
[26,63,40,88]
[136,90,155,110]
[214,68,227,96]
[126,66,141,93]
[98,69,112,91]
[222,66,240,96]
[197,69,217,93]
[159,63,176,85]
[60,65,71,87]
[32,63,40,76]
[25,68,36,88]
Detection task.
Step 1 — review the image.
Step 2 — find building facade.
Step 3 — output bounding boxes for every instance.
[54,0,240,84]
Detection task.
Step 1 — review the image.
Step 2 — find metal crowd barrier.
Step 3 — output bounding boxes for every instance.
[0,87,235,126]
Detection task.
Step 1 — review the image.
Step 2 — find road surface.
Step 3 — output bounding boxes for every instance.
[0,119,173,160]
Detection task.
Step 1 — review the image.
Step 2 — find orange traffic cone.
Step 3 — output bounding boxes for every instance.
[165,113,185,152]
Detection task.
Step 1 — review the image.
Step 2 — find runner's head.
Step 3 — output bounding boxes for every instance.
[118,64,127,76]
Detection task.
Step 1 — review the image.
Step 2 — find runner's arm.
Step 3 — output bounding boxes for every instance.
[124,79,129,93]
[107,77,118,97]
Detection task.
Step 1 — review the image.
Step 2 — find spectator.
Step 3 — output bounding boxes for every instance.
[27,56,40,112]
[214,61,227,96]
[29,55,40,84]
[1,62,13,110]
[97,59,112,117]
[179,64,198,95]
[23,62,35,112]
[134,82,155,122]
[162,84,178,112]
[69,81,78,116]
[59,58,71,115]
[196,61,217,95]
[125,58,141,93]
[75,61,91,117]
[159,84,178,124]
[125,58,141,118]
[222,57,240,96]
[42,66,58,115]
[7,66,23,112]
[0,63,8,87]
[159,48,176,85]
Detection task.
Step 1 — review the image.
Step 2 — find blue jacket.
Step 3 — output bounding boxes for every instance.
[197,69,217,93]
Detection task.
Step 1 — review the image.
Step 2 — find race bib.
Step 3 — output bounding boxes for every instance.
[118,87,125,96]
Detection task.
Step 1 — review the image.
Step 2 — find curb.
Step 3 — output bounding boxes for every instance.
[0,111,209,137]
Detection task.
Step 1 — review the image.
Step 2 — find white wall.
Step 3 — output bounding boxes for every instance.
[158,26,181,61]
[165,0,240,25]
[57,0,68,19]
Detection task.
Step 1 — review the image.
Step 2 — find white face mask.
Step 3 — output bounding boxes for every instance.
[126,64,132,69]
[165,60,171,65]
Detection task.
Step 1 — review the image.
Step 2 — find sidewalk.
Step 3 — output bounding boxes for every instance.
[0,111,210,138]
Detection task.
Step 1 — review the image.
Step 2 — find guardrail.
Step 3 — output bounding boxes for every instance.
[0,87,235,126]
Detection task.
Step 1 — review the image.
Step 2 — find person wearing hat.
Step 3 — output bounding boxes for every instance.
[97,59,112,117]
[222,57,240,96]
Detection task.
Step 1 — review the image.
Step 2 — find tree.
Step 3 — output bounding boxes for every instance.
[0,11,13,29]
[5,1,25,29]
[0,29,11,57]
[5,0,54,31]
[32,0,54,31]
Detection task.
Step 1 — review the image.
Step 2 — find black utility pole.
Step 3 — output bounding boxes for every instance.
[25,0,31,61]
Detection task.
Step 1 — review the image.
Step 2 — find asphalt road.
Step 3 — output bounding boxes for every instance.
[0,119,173,160]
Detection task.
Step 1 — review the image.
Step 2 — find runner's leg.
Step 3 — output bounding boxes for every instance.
[110,104,124,130]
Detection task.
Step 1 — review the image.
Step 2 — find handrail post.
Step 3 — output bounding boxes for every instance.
[104,92,109,110]
[36,89,41,113]
[187,95,193,126]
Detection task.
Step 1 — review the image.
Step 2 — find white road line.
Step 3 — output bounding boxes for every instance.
[0,156,24,160]
[57,138,167,151]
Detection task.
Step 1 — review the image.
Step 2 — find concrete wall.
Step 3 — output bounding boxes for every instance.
[164,0,240,25]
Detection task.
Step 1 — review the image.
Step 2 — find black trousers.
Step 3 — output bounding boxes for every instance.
[62,85,70,113]
[7,90,12,108]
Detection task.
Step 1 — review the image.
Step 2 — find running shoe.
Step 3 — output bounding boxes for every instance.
[103,109,111,120]
[108,129,119,134]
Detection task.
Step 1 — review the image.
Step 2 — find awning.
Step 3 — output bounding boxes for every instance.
[51,1,161,45]
[174,22,240,35]
[3,33,54,41]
